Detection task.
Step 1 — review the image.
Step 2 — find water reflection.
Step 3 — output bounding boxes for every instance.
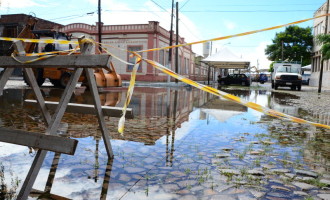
[0,86,330,199]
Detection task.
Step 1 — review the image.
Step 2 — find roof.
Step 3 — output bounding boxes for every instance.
[201,47,250,69]
[302,64,311,70]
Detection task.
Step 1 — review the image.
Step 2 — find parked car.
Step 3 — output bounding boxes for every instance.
[301,71,311,85]
[218,74,250,86]
[258,73,268,84]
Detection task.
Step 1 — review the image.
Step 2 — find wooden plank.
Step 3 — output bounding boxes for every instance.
[18,69,83,199]
[86,68,114,158]
[44,153,61,193]
[0,54,111,68]
[100,158,114,200]
[17,150,47,200]
[0,68,14,96]
[24,68,52,124]
[24,100,134,119]
[30,188,72,200]
[0,127,78,155]
[45,68,83,135]
[78,37,114,158]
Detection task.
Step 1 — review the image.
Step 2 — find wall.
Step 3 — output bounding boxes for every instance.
[60,21,207,82]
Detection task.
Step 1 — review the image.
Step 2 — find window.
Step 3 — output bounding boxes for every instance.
[165,51,169,67]
[159,50,165,66]
[127,46,143,72]
[184,58,187,74]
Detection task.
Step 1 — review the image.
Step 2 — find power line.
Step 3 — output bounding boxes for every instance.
[181,10,317,13]
[180,0,192,10]
[186,3,324,7]
[91,9,318,13]
[150,0,171,14]
[49,11,96,22]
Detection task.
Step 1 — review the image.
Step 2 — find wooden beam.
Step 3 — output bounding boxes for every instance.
[30,189,72,200]
[24,100,134,119]
[85,68,114,158]
[0,54,111,68]
[0,68,14,96]
[24,68,52,125]
[0,127,78,155]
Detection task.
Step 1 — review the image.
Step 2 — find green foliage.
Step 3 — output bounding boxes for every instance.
[265,26,313,66]
[269,62,274,72]
[316,34,330,60]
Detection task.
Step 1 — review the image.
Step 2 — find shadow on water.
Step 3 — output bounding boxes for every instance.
[0,86,330,199]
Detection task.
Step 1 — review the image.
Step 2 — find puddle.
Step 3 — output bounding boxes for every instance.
[0,86,329,199]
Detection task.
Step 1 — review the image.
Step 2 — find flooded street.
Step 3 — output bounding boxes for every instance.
[1,83,330,199]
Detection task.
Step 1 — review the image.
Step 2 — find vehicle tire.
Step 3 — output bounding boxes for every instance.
[59,72,71,88]
[297,85,301,91]
[307,79,310,85]
[260,81,264,84]
[23,68,45,86]
[271,81,274,89]
[291,86,296,90]
[274,84,278,90]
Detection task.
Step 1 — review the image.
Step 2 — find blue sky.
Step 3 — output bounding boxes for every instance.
[0,0,326,69]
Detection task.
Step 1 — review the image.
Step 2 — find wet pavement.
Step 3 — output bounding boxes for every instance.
[0,80,330,200]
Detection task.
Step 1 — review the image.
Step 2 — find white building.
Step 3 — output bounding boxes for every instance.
[312,2,330,87]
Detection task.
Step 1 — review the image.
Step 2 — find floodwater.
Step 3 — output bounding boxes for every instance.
[0,84,330,199]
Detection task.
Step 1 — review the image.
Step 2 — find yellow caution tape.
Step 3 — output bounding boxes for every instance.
[3,14,330,132]
[1,13,329,53]
[26,48,79,56]
[137,13,330,53]
[0,37,79,44]
[142,58,330,129]
[11,53,57,64]
[118,53,142,134]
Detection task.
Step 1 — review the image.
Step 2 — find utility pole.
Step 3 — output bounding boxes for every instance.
[175,2,179,83]
[98,0,102,53]
[281,40,284,61]
[318,0,329,93]
[168,0,174,83]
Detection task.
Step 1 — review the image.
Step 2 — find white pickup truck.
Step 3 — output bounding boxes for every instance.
[271,62,302,91]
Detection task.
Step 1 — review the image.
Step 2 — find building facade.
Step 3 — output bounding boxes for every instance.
[60,21,209,82]
[312,2,330,87]
[0,14,63,55]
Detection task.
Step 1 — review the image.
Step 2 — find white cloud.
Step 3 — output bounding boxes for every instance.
[0,0,41,9]
[82,0,204,54]
[223,20,236,30]
[244,41,272,69]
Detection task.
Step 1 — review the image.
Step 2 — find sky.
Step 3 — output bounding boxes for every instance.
[0,0,327,69]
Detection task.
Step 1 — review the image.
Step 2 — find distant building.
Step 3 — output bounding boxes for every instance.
[0,14,209,82]
[60,21,208,82]
[0,14,63,76]
[0,14,63,55]
[312,3,330,87]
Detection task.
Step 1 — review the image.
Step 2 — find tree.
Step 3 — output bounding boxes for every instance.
[316,34,330,93]
[316,34,330,60]
[265,26,313,66]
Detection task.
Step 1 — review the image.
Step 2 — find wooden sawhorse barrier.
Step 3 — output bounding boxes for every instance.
[0,36,131,199]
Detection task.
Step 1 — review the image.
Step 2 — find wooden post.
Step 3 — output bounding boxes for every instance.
[0,68,14,96]
[0,128,77,155]
[100,158,114,200]
[1,36,119,199]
